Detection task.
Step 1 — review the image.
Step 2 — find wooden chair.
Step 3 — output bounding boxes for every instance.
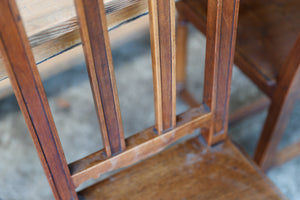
[176,0,300,171]
[0,0,285,199]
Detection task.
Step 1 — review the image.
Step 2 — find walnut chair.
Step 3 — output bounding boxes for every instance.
[176,0,300,171]
[0,0,286,199]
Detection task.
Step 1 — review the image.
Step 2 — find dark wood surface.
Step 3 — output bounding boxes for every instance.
[0,0,77,199]
[1,0,286,199]
[75,0,125,156]
[235,0,300,96]
[202,0,240,145]
[79,137,286,200]
[176,0,300,170]
[177,0,300,97]
[254,35,300,170]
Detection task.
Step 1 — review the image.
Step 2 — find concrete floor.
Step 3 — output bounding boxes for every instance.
[0,24,299,199]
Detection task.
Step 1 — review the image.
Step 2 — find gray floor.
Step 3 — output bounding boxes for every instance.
[0,26,299,199]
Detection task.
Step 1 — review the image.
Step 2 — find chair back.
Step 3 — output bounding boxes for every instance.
[0,0,239,199]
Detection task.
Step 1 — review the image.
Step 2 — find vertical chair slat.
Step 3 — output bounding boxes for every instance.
[149,0,176,134]
[0,1,78,199]
[176,17,188,91]
[202,0,240,145]
[75,0,125,156]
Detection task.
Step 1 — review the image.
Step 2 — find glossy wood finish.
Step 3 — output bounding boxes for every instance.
[176,0,300,170]
[75,0,125,156]
[1,0,284,199]
[202,0,240,145]
[79,138,285,200]
[0,1,77,199]
[149,0,176,133]
[0,0,149,81]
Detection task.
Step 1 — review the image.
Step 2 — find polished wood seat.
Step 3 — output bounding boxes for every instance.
[79,138,285,200]
[176,0,300,171]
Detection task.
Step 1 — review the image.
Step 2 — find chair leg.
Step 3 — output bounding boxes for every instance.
[254,93,298,171]
[254,35,300,171]
[176,16,189,93]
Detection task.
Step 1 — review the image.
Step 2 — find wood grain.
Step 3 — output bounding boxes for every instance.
[176,0,300,169]
[149,0,176,133]
[201,0,240,145]
[176,0,240,145]
[75,0,125,156]
[235,0,300,96]
[0,16,150,100]
[1,0,282,199]
[69,105,211,188]
[1,0,285,199]
[0,0,77,199]
[254,35,300,170]
[78,138,286,200]
[0,0,149,81]
[176,0,300,97]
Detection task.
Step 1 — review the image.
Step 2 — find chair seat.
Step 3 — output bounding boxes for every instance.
[79,137,285,200]
[177,0,300,96]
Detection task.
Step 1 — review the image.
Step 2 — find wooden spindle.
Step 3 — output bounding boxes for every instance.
[149,0,176,134]
[202,0,240,145]
[75,0,125,156]
[0,1,77,199]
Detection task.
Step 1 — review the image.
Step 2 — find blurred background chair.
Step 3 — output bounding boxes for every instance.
[176,0,300,171]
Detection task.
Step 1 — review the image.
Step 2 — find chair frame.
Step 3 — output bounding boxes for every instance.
[175,0,300,171]
[0,0,240,199]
